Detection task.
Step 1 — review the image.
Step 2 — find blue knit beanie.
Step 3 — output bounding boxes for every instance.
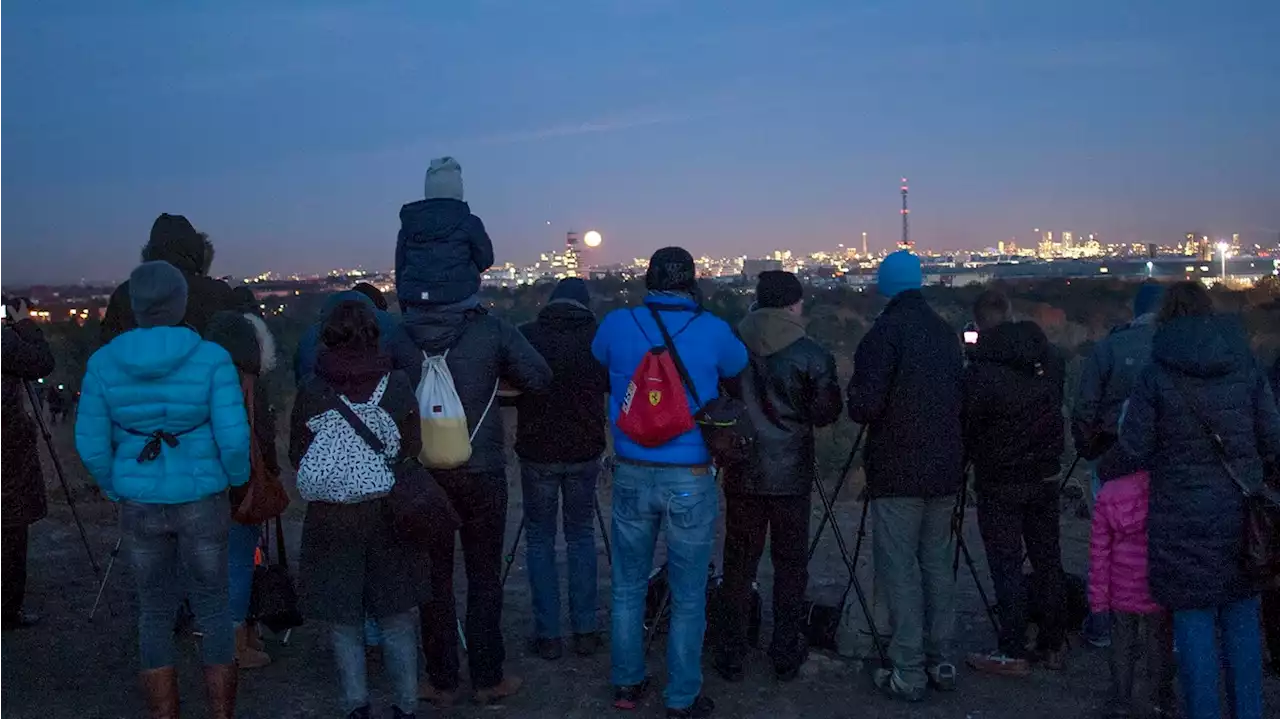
[877,251,923,298]
[1133,282,1165,318]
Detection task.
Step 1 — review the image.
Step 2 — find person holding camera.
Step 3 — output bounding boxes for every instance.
[1,297,57,630]
[962,290,1069,676]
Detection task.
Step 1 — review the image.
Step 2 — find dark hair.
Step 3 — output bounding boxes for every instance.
[352,282,389,311]
[321,300,380,350]
[1158,280,1214,323]
[972,289,1012,330]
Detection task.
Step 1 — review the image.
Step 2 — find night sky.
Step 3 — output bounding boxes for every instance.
[3,1,1278,285]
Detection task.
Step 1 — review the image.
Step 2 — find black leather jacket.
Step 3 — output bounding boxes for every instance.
[725,309,842,496]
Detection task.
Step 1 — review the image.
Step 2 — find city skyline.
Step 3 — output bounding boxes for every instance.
[4,1,1279,284]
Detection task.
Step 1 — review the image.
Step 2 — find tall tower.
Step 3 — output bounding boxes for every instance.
[862,231,868,257]
[899,177,913,251]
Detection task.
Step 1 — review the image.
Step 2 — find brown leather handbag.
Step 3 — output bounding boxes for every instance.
[232,375,291,525]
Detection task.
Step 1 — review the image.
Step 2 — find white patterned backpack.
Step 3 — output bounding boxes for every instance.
[296,375,401,504]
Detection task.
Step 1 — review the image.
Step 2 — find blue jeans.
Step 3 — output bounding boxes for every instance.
[610,462,718,710]
[1173,596,1263,719]
[521,459,600,639]
[332,610,419,714]
[122,494,233,669]
[227,522,260,624]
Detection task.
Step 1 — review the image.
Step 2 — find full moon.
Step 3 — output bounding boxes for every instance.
[583,230,603,248]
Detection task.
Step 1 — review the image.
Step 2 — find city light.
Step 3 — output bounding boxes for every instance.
[1217,241,1230,279]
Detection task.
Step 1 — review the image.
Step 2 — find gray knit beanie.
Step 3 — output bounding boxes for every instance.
[129,261,189,328]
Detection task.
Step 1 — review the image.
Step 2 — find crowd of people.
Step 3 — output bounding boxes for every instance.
[1,155,1278,719]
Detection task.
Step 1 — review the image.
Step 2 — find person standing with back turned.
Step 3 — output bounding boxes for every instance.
[715,271,842,683]
[1118,281,1280,719]
[515,278,611,660]
[593,247,748,719]
[846,250,965,702]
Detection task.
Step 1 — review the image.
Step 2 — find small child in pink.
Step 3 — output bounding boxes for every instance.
[1088,471,1175,718]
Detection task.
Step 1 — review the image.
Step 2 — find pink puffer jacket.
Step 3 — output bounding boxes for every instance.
[1088,471,1162,615]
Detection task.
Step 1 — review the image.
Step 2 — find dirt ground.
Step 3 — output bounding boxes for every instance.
[4,416,1278,718]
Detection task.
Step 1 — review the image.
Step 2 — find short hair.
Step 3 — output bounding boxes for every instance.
[972,289,1012,330]
[321,300,380,351]
[1158,280,1214,322]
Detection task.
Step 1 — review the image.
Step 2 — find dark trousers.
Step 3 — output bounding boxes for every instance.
[421,470,508,691]
[1264,589,1280,674]
[720,493,809,670]
[975,479,1066,656]
[2,525,30,621]
[1110,611,1175,714]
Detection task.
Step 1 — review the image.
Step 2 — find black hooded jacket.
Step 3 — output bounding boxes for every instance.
[205,311,281,480]
[846,290,965,498]
[963,320,1066,491]
[403,304,551,475]
[1120,315,1280,610]
[515,301,609,464]
[101,233,238,343]
[726,308,842,496]
[395,199,495,308]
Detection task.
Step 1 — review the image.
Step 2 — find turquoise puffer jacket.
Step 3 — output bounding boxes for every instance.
[75,327,250,504]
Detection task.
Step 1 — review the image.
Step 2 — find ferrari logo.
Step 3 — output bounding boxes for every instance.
[648,390,662,406]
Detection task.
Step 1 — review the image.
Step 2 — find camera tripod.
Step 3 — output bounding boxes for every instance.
[500,461,614,589]
[22,381,108,619]
[951,466,1002,640]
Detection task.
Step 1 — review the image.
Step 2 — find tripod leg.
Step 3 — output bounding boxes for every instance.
[23,381,102,577]
[457,617,467,652]
[813,469,888,666]
[500,514,527,589]
[806,427,866,563]
[957,535,1002,639]
[89,536,123,621]
[644,585,671,657]
[593,491,612,568]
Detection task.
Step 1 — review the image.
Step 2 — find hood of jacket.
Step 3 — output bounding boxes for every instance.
[537,300,596,331]
[141,233,205,276]
[399,198,471,241]
[1152,314,1251,379]
[737,308,807,357]
[103,327,204,380]
[971,320,1051,374]
[403,300,486,354]
[1103,471,1151,537]
[205,311,261,375]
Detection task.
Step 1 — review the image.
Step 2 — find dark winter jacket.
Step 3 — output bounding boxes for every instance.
[100,235,238,344]
[403,303,551,474]
[1072,314,1157,459]
[846,290,965,499]
[963,321,1066,491]
[294,291,421,386]
[1120,315,1280,610]
[2,320,55,527]
[515,301,609,464]
[395,199,495,308]
[205,311,281,480]
[727,308,842,496]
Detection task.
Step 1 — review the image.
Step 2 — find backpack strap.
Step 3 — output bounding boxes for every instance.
[470,380,500,442]
[367,374,390,406]
[648,305,705,410]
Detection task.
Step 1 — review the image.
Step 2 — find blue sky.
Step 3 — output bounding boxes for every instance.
[4,0,1278,284]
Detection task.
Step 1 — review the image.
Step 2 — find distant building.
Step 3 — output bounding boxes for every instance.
[742,258,783,279]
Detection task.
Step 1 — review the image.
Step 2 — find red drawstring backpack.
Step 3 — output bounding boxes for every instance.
[616,310,695,447]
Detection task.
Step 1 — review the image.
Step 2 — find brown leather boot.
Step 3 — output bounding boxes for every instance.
[473,675,523,705]
[235,623,271,669]
[203,663,238,719]
[139,667,180,719]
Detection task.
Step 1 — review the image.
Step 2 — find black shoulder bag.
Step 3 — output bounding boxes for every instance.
[1164,372,1280,589]
[249,516,304,633]
[326,388,460,543]
[648,305,756,467]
